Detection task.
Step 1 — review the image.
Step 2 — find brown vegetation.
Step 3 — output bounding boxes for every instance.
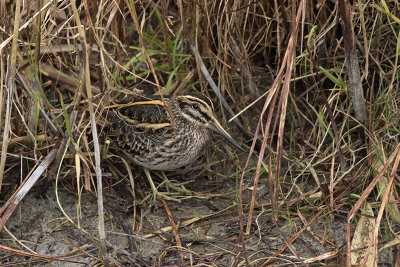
[1,0,400,266]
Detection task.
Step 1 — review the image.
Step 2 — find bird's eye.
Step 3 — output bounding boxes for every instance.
[192,103,199,109]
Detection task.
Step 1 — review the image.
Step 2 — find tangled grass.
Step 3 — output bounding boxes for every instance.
[0,0,400,266]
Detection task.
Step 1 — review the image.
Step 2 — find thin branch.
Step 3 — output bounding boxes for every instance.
[70,0,107,259]
[0,0,21,191]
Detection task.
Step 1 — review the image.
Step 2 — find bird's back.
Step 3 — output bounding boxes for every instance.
[102,95,211,170]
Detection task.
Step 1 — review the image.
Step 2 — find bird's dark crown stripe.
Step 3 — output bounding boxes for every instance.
[182,93,214,108]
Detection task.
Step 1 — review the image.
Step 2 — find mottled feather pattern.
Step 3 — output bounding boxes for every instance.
[102,93,241,170]
[118,103,169,125]
[105,111,156,154]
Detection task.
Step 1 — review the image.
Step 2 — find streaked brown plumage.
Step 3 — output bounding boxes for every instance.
[103,93,243,171]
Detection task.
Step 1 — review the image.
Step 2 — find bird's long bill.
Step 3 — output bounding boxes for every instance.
[209,119,244,151]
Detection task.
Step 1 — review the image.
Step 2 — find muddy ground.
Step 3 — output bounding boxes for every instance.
[0,164,395,266]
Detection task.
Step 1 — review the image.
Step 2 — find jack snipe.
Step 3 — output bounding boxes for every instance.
[103,93,243,200]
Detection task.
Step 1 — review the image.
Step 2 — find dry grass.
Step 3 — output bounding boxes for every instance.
[1,0,400,266]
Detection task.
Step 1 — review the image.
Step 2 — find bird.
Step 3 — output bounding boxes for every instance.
[103,92,243,201]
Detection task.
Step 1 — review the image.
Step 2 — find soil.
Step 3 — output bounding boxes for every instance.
[0,166,395,266]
